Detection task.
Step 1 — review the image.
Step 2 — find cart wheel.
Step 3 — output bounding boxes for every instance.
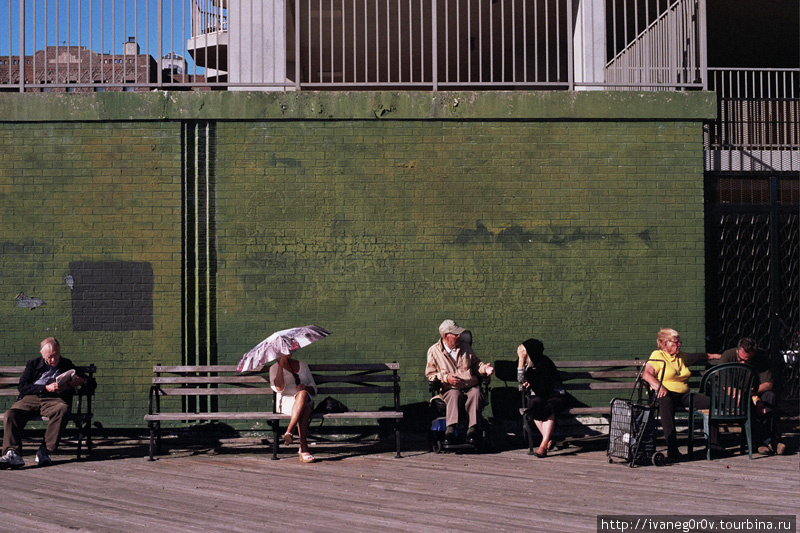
[432,439,443,454]
[608,457,613,463]
[652,452,666,467]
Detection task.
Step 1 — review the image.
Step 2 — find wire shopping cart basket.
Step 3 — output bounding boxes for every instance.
[607,360,666,467]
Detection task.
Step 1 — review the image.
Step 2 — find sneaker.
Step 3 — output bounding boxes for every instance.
[0,449,25,469]
[35,447,52,467]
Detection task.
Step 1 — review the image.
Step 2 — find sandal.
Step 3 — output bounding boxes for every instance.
[298,451,316,463]
[532,448,548,458]
[282,432,293,446]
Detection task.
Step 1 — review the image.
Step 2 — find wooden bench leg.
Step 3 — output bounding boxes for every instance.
[148,422,158,461]
[85,424,93,456]
[394,420,402,458]
[76,425,83,461]
[270,420,280,460]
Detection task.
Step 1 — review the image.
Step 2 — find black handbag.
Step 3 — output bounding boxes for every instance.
[312,396,349,414]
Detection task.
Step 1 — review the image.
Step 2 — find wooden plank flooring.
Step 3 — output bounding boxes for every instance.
[0,434,797,533]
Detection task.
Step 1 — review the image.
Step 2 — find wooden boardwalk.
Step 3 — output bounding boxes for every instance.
[0,433,797,533]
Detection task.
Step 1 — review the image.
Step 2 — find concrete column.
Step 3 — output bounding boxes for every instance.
[229,0,287,91]
[573,0,606,90]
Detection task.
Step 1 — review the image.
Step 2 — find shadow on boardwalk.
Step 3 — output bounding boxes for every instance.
[1,423,798,533]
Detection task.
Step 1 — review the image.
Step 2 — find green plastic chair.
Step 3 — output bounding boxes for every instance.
[688,362,758,460]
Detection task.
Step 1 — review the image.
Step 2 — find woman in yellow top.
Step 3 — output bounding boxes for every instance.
[642,328,721,462]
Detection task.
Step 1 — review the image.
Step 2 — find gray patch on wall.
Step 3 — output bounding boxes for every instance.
[456,221,625,247]
[70,261,153,331]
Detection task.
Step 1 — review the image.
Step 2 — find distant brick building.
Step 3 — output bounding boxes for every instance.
[0,39,154,92]
[0,39,208,92]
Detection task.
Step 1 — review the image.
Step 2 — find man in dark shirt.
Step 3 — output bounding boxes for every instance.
[0,337,87,468]
[718,337,785,455]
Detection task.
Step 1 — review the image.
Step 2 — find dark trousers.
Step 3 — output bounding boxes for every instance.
[754,390,779,442]
[3,395,69,454]
[656,390,718,451]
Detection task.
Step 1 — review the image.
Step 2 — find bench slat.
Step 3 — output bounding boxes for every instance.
[153,376,269,385]
[144,411,404,422]
[308,363,399,371]
[145,412,284,421]
[315,385,397,395]
[154,365,242,373]
[555,360,646,368]
[153,363,399,373]
[156,388,272,396]
[566,407,613,415]
[314,411,403,419]
[565,370,642,380]
[315,374,398,383]
[564,382,637,391]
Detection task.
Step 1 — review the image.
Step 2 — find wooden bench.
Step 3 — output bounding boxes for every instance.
[145,362,403,460]
[509,359,704,453]
[0,365,97,460]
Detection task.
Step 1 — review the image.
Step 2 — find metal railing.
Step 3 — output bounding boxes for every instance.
[0,0,715,92]
[604,0,706,90]
[298,0,573,89]
[706,68,799,172]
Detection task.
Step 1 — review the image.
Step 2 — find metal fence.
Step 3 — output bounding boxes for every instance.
[0,0,712,92]
[604,0,705,90]
[706,68,800,172]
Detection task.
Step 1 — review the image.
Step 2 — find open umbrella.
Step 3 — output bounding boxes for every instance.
[236,325,331,372]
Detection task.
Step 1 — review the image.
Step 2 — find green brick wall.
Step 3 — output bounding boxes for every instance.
[214,119,708,410]
[0,91,715,428]
[0,121,183,427]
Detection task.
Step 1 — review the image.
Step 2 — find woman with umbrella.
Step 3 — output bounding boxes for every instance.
[239,325,330,463]
[270,350,318,463]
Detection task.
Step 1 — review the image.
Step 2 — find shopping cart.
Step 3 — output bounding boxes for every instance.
[607,361,666,467]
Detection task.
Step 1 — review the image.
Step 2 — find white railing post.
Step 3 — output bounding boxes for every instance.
[432,0,437,91]
[18,0,24,92]
[295,0,300,91]
[698,0,708,90]
[157,0,163,88]
[567,0,574,90]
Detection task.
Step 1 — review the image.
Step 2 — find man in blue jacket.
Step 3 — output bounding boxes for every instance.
[0,337,87,468]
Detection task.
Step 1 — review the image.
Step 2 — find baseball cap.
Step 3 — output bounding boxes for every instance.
[439,319,465,336]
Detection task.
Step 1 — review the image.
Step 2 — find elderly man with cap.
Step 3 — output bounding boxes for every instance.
[425,319,494,444]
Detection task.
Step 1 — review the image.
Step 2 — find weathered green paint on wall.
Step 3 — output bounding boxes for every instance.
[0,122,183,427]
[214,120,706,410]
[0,92,710,427]
[0,90,717,122]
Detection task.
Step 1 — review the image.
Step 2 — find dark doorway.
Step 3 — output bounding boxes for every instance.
[705,174,799,367]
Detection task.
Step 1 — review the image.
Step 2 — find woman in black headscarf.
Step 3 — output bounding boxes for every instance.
[517,338,566,457]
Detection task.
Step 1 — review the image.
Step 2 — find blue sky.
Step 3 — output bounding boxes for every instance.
[1,0,201,70]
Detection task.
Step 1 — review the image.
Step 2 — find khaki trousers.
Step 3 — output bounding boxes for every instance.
[2,395,69,454]
[442,386,483,428]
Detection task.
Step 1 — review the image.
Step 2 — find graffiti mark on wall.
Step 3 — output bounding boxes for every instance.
[15,292,45,309]
[456,220,628,247]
